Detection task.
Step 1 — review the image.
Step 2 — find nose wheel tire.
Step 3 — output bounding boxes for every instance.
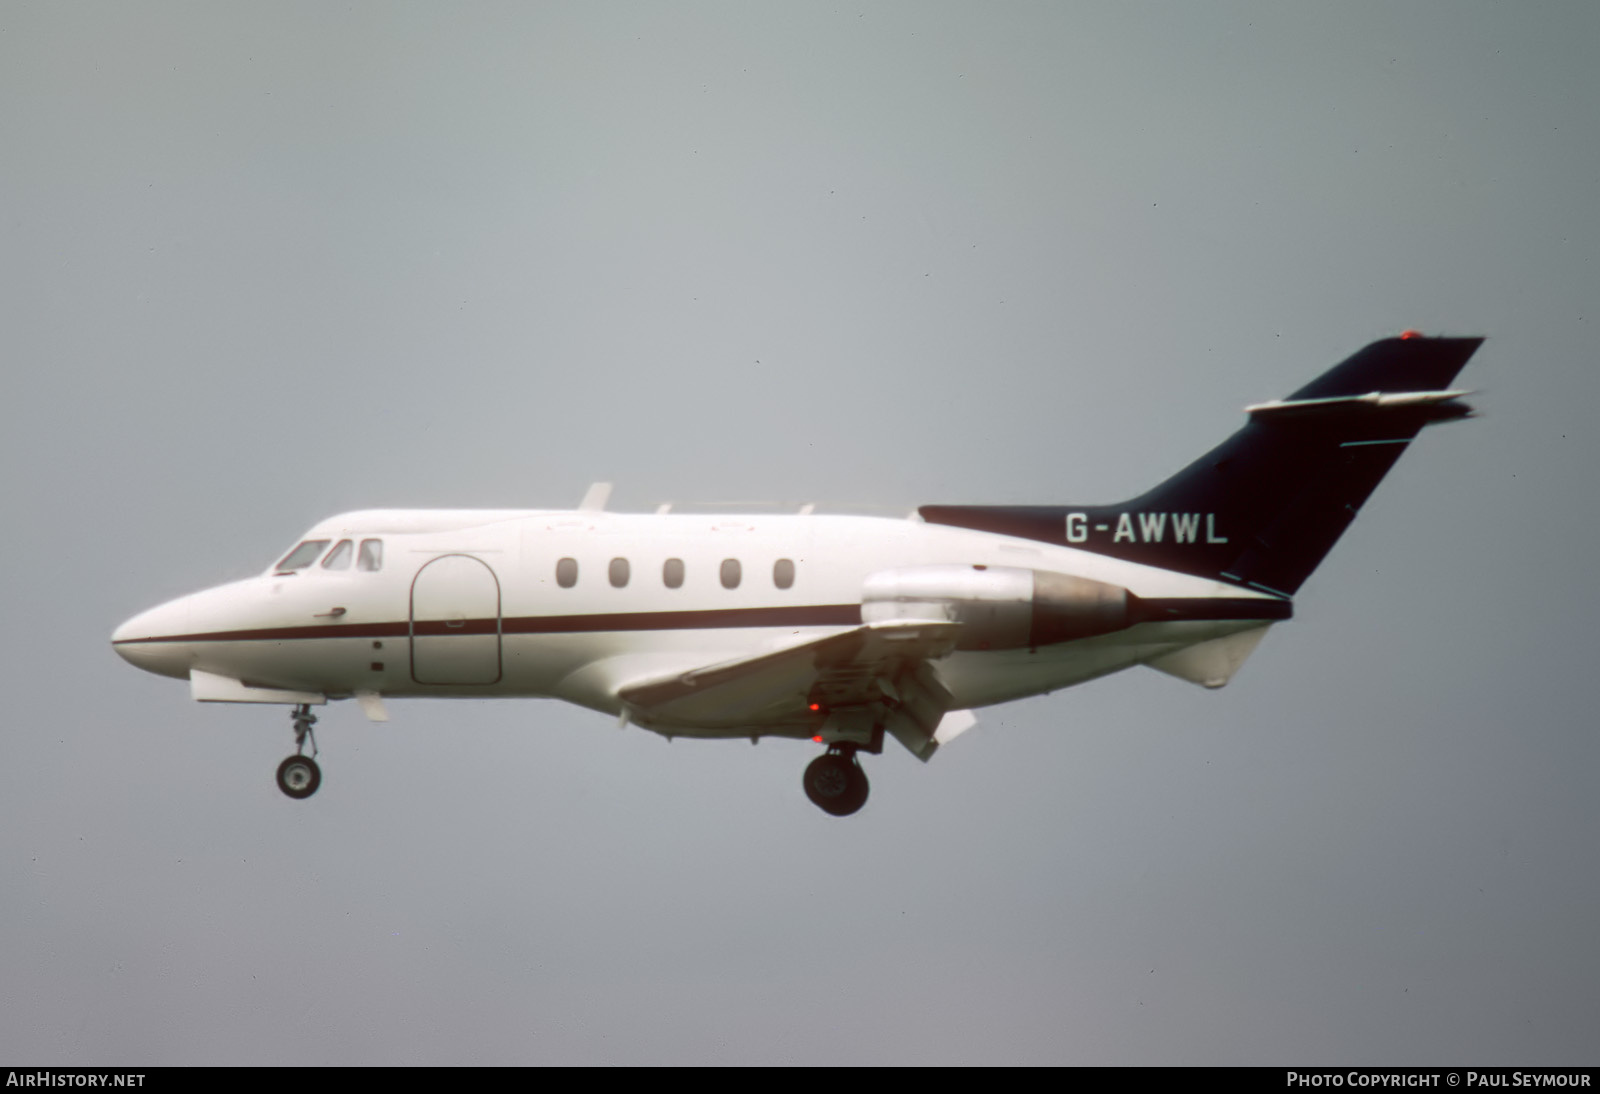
[804,752,869,816]
[276,754,322,799]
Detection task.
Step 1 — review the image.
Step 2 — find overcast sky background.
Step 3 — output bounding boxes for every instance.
[3,1,1596,1065]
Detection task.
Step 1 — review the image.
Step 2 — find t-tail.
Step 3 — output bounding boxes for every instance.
[920,333,1483,598]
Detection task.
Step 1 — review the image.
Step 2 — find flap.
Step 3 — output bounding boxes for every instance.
[621,620,958,727]
[619,620,963,759]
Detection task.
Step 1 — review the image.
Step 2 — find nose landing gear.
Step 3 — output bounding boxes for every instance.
[275,704,322,800]
[803,746,870,817]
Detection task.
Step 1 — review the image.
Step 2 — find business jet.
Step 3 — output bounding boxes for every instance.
[112,333,1481,815]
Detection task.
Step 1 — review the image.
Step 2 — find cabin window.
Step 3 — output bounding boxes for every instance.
[663,558,684,589]
[609,558,630,588]
[357,539,383,572]
[720,558,742,589]
[556,557,579,588]
[321,540,353,570]
[773,558,795,589]
[276,540,330,573]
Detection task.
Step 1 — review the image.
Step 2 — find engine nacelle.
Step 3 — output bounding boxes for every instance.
[861,565,1134,650]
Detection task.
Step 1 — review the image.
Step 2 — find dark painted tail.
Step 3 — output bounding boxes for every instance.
[921,335,1483,598]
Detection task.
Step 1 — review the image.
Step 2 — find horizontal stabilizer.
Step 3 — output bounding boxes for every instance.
[1246,389,1474,422]
[1146,625,1272,689]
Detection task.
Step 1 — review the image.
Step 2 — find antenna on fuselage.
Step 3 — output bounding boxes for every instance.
[578,482,613,512]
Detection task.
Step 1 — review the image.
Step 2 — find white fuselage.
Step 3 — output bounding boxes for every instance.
[112,508,1279,735]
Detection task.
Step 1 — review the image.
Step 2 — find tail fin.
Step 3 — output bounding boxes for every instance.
[921,335,1483,597]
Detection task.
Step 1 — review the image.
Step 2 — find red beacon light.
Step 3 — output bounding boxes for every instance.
[1399,329,1424,340]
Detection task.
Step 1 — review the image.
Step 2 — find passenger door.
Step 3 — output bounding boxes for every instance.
[410,555,502,685]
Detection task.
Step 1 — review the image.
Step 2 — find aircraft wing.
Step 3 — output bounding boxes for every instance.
[618,620,969,761]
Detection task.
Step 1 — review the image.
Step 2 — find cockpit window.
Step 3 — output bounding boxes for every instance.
[321,540,354,570]
[276,540,330,572]
[357,539,383,572]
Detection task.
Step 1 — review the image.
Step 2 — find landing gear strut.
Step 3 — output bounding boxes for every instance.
[275,704,322,800]
[803,745,869,817]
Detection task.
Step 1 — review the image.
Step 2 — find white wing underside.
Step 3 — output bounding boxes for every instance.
[619,620,975,761]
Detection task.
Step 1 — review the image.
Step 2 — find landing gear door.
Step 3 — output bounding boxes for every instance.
[410,555,503,685]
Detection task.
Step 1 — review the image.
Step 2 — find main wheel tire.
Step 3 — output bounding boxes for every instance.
[804,754,869,817]
[276,754,322,799]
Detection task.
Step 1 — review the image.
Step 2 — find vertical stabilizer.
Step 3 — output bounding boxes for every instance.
[921,336,1482,596]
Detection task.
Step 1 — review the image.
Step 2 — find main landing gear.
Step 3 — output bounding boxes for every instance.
[803,745,870,817]
[275,704,322,800]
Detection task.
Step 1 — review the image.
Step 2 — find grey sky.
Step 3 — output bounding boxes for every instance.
[2,1,1596,1064]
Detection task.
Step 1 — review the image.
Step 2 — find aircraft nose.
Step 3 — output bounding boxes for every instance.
[110,611,144,647]
[111,599,194,680]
